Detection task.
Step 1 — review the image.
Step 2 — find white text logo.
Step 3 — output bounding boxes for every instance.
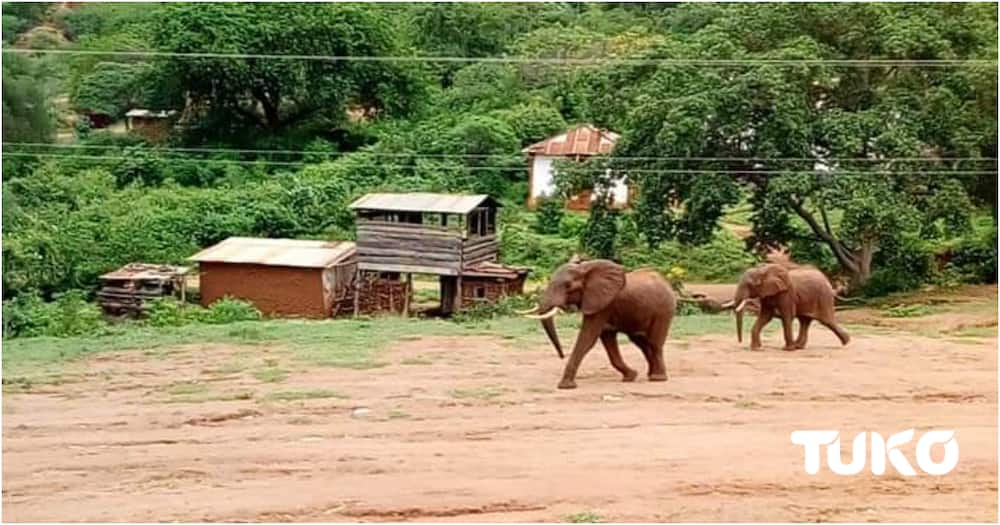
[790,430,959,475]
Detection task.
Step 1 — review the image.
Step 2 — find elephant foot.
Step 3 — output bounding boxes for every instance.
[648,373,668,382]
[749,345,764,352]
[782,346,798,352]
[622,369,638,382]
[841,334,851,346]
[793,342,807,350]
[557,379,577,389]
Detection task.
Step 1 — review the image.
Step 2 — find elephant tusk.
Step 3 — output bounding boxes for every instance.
[514,305,540,315]
[526,307,562,320]
[720,300,735,309]
[734,299,748,313]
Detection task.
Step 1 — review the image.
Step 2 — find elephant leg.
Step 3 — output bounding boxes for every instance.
[750,308,773,351]
[600,332,637,382]
[794,317,812,349]
[626,334,653,368]
[778,304,797,351]
[646,327,669,382]
[558,319,603,389]
[819,317,851,346]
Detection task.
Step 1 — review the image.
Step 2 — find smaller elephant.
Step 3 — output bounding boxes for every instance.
[724,263,850,351]
[520,259,677,389]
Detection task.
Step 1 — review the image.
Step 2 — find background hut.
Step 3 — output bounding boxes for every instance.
[350,192,524,315]
[523,124,630,210]
[97,263,189,317]
[188,237,356,318]
[125,109,177,142]
[458,261,531,308]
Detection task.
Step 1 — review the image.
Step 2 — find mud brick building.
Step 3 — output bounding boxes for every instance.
[189,237,356,318]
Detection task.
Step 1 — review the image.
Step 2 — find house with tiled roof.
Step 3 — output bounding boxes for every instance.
[522,124,631,211]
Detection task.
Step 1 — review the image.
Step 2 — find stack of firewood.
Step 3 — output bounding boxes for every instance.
[331,275,411,317]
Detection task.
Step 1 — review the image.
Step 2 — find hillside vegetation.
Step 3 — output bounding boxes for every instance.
[2,3,996,338]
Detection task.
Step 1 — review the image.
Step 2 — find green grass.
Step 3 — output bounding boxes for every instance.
[263,389,347,402]
[400,357,434,365]
[2,312,758,387]
[449,386,506,400]
[948,325,997,338]
[387,408,411,419]
[167,381,209,396]
[252,367,289,383]
[565,511,603,523]
[882,304,932,318]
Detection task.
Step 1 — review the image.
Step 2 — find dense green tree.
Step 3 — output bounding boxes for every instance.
[585,2,997,289]
[1,2,54,43]
[2,54,55,143]
[151,3,428,133]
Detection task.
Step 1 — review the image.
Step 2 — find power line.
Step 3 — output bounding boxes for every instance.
[4,152,995,176]
[4,143,995,164]
[3,48,995,68]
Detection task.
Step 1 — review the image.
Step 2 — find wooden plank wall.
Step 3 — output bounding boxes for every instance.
[356,221,463,274]
[462,234,500,266]
[356,221,501,274]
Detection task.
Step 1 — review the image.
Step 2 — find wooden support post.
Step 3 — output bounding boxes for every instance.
[454,275,463,313]
[403,273,412,317]
[353,268,361,317]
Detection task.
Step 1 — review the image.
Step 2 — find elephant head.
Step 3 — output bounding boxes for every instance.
[724,264,792,343]
[518,259,626,359]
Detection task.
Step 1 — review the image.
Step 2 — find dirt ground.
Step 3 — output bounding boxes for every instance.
[3,289,997,522]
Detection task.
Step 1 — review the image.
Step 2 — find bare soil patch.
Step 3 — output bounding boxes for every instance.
[3,305,996,522]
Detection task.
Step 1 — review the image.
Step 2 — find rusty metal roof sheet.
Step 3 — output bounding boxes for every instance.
[188,237,356,269]
[349,193,500,215]
[461,261,532,279]
[522,124,619,156]
[100,263,189,281]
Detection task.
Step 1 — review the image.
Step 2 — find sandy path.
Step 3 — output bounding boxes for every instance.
[3,326,996,522]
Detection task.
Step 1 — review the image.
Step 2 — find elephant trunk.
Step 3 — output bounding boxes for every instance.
[727,286,749,344]
[735,308,744,344]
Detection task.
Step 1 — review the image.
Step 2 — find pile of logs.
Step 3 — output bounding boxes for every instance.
[331,273,411,317]
[97,263,188,317]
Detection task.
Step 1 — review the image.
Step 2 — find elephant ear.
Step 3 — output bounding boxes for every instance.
[759,265,790,297]
[579,260,627,315]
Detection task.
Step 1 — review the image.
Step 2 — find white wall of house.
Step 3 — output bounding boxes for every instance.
[530,155,629,207]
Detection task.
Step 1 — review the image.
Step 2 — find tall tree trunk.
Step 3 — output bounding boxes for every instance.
[251,86,281,129]
[787,197,874,292]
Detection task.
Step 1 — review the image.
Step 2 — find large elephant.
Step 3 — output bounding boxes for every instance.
[724,263,850,351]
[520,259,676,389]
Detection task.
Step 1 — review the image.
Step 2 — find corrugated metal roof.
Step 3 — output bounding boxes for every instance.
[188,237,356,269]
[100,263,189,281]
[349,193,499,214]
[461,261,531,279]
[125,109,177,118]
[522,124,619,156]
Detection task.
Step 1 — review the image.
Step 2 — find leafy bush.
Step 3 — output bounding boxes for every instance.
[946,228,998,284]
[111,146,166,187]
[2,290,104,338]
[863,235,935,297]
[558,212,588,239]
[581,202,618,259]
[500,222,578,276]
[451,290,540,323]
[533,197,565,234]
[199,297,262,324]
[145,297,190,327]
[620,229,756,282]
